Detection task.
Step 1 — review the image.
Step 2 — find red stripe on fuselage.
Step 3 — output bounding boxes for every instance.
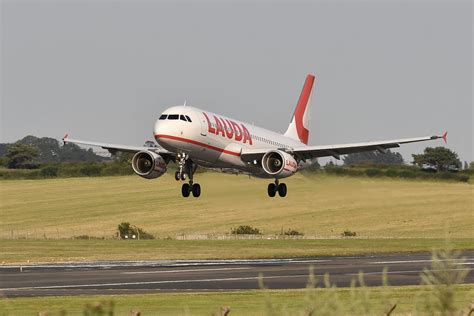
[155,134,241,157]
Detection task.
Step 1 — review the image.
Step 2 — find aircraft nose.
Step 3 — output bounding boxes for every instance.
[154,119,172,148]
[154,120,164,139]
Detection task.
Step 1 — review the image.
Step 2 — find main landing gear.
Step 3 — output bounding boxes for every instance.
[175,153,201,198]
[267,179,287,198]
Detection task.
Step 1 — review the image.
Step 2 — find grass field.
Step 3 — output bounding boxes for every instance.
[1,173,472,263]
[1,173,472,239]
[2,238,474,263]
[1,285,473,315]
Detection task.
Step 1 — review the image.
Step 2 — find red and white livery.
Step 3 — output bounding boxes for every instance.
[64,74,446,198]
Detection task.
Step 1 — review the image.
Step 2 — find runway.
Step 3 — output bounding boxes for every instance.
[1,251,473,297]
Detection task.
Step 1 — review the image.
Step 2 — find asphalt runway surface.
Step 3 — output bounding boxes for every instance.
[1,251,473,297]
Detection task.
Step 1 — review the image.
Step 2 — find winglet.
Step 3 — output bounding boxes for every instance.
[441,131,448,143]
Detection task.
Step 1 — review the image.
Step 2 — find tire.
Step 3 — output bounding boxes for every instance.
[192,183,201,197]
[181,183,190,197]
[175,171,180,181]
[278,183,287,197]
[181,173,187,181]
[267,183,276,197]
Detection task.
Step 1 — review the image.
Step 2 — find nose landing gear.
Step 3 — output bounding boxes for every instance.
[176,153,201,198]
[267,179,287,198]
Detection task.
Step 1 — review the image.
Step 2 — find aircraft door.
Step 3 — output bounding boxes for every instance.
[200,113,208,136]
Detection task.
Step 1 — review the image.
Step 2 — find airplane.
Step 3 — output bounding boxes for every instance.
[63,74,447,198]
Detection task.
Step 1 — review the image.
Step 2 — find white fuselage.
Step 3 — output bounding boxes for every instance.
[154,105,305,178]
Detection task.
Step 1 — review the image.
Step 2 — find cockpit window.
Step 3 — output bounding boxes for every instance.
[168,114,179,120]
[159,114,167,120]
[180,115,187,121]
[185,115,192,122]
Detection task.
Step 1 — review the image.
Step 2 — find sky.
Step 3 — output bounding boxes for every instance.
[1,0,472,163]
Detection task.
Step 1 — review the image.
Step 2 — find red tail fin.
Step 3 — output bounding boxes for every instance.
[284,74,315,145]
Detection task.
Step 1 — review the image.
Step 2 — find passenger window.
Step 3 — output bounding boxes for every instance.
[168,114,179,120]
[159,114,167,120]
[185,115,192,122]
[180,115,187,121]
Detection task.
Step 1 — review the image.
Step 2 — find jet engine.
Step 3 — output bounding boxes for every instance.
[131,151,167,179]
[261,150,297,178]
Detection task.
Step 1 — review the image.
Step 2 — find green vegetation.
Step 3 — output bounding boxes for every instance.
[5,143,39,169]
[117,222,155,240]
[0,135,106,164]
[1,172,472,263]
[0,285,472,316]
[0,135,134,180]
[343,149,404,166]
[1,239,473,264]
[231,225,261,235]
[0,161,133,180]
[281,228,304,236]
[1,173,472,240]
[323,163,470,182]
[341,230,357,237]
[413,146,462,170]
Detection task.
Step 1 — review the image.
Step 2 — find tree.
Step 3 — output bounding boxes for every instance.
[343,150,404,166]
[469,161,474,170]
[412,147,461,171]
[115,152,134,164]
[6,143,39,169]
[303,158,320,171]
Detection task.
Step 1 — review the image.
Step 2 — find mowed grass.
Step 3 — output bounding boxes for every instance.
[3,238,474,263]
[1,173,472,239]
[1,285,473,316]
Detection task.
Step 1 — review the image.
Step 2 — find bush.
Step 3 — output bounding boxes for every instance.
[231,225,261,235]
[281,229,304,236]
[325,167,364,177]
[101,163,133,176]
[385,169,399,177]
[73,235,104,240]
[117,222,155,240]
[365,168,382,177]
[40,166,59,177]
[341,230,357,237]
[398,170,417,178]
[79,163,103,176]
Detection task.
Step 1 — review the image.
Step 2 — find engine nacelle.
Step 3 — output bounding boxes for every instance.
[261,150,298,178]
[131,151,167,179]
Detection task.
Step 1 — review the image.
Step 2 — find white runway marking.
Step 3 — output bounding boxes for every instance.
[370,259,474,265]
[1,274,309,291]
[0,259,331,270]
[346,268,471,277]
[121,267,251,275]
[3,268,471,292]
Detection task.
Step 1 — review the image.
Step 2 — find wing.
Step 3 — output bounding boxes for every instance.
[241,132,447,162]
[62,134,175,160]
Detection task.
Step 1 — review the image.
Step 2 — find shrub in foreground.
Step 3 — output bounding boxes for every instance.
[281,228,304,236]
[117,222,155,240]
[231,225,261,235]
[341,230,357,237]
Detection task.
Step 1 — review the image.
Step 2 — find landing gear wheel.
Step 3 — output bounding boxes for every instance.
[192,183,201,197]
[175,171,180,181]
[268,183,277,197]
[180,173,187,181]
[278,183,287,197]
[181,183,190,197]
